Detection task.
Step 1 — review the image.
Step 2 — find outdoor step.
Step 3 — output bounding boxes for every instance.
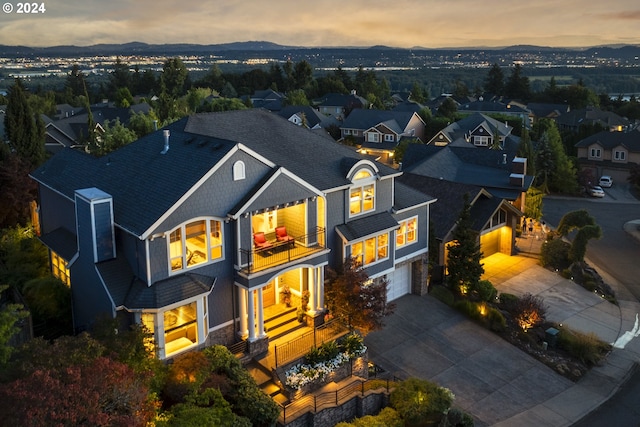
[261,381,281,397]
[245,360,273,386]
[265,306,297,324]
[264,309,298,332]
[268,319,306,341]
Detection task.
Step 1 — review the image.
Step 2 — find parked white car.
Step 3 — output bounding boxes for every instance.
[599,176,613,188]
[588,185,605,198]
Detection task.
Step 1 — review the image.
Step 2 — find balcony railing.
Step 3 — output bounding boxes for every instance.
[239,227,326,274]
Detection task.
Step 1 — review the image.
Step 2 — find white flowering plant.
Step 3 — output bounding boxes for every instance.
[284,333,367,390]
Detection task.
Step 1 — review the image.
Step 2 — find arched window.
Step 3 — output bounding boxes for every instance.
[233,161,246,181]
[349,169,375,216]
[168,218,223,272]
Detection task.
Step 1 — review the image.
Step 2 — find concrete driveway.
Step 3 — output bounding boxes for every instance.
[364,247,640,426]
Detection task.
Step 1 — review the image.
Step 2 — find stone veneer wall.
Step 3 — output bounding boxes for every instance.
[410,254,429,296]
[205,323,236,347]
[279,391,390,427]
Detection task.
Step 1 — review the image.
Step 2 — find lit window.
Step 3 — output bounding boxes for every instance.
[163,302,197,356]
[349,169,375,217]
[349,232,389,266]
[396,217,418,248]
[51,251,70,286]
[169,219,223,272]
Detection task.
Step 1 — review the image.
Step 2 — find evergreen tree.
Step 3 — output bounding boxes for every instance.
[536,119,578,193]
[505,64,531,101]
[485,63,504,95]
[410,82,426,104]
[516,127,536,178]
[446,194,484,297]
[4,79,45,167]
[161,58,189,98]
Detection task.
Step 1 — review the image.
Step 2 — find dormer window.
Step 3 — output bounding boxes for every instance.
[349,169,376,217]
[169,218,223,272]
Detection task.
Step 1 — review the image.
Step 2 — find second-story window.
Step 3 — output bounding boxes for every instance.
[396,217,417,248]
[169,219,223,272]
[384,134,395,142]
[349,169,375,217]
[350,232,389,266]
[590,148,602,159]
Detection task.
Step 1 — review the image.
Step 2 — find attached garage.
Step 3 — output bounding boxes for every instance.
[387,263,411,301]
[480,225,513,258]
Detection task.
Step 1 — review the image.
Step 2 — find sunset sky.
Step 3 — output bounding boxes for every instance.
[1,0,639,48]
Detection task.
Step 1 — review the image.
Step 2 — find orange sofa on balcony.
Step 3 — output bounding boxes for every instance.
[275,226,295,246]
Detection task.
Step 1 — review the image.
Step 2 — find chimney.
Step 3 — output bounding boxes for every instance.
[161,130,170,154]
[153,120,158,131]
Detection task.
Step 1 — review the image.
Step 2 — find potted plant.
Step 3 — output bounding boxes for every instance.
[280,285,291,307]
[297,307,306,323]
[301,290,310,311]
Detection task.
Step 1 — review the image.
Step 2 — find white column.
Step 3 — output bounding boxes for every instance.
[239,287,248,338]
[247,289,256,341]
[257,287,266,338]
[308,268,317,315]
[317,267,325,310]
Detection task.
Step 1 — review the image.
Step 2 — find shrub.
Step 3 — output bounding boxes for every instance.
[540,238,571,270]
[445,407,475,427]
[584,280,597,292]
[453,299,481,321]
[498,293,519,312]
[512,293,546,331]
[561,268,572,279]
[342,332,366,358]
[485,307,506,332]
[335,407,403,427]
[476,279,497,302]
[431,285,454,306]
[558,327,611,366]
[390,378,454,425]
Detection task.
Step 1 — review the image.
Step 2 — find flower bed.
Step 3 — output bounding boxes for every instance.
[281,333,368,397]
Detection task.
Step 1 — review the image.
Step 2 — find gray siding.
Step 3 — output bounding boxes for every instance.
[39,185,75,235]
[393,206,429,260]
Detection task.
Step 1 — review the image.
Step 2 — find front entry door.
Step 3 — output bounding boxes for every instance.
[263,281,275,307]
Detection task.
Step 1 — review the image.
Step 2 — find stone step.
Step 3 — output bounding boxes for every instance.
[267,318,307,341]
[264,308,298,331]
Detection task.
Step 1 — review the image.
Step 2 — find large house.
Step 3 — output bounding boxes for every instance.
[427,112,518,151]
[30,109,433,360]
[575,127,640,183]
[340,109,427,164]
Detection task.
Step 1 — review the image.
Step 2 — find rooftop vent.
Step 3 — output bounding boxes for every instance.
[160,130,170,154]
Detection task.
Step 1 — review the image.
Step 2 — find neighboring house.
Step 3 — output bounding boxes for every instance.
[556,106,630,133]
[44,102,151,153]
[427,112,518,151]
[340,109,427,165]
[458,98,531,128]
[574,128,640,183]
[276,105,331,130]
[526,102,570,125]
[315,91,368,119]
[398,173,522,283]
[247,89,286,111]
[402,143,533,213]
[31,109,433,360]
[392,100,426,114]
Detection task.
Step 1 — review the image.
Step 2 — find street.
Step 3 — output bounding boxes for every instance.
[542,189,640,426]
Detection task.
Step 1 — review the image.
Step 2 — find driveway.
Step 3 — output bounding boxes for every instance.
[364,248,640,426]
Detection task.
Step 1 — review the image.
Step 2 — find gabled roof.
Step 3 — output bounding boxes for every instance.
[341,109,420,132]
[459,100,530,115]
[556,107,630,129]
[402,144,533,200]
[575,128,640,152]
[316,92,367,109]
[526,103,570,118]
[277,105,328,129]
[32,110,398,238]
[428,112,512,146]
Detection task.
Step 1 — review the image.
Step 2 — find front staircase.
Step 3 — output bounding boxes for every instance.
[264,306,306,341]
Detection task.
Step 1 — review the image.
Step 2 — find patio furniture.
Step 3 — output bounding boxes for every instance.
[275,226,295,246]
[253,232,274,251]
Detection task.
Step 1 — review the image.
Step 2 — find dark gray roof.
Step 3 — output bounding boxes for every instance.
[402,144,533,199]
[398,173,482,239]
[123,273,214,310]
[335,212,399,242]
[341,109,417,132]
[556,107,630,129]
[393,181,436,212]
[429,113,513,146]
[277,105,327,128]
[39,227,77,260]
[32,110,398,237]
[575,129,640,152]
[459,100,529,115]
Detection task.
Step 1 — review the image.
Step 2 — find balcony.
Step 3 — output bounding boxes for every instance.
[240,227,326,274]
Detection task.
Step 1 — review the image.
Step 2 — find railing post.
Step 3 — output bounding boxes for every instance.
[274,345,278,368]
[335,390,339,405]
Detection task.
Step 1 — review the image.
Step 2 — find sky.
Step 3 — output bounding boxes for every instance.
[1,0,639,49]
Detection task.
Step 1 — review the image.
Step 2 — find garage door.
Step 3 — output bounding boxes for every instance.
[387,263,411,301]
